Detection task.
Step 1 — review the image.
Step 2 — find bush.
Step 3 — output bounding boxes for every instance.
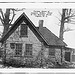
[5,58,24,68]
[54,62,75,68]
[4,58,35,68]
[0,48,3,57]
[32,57,55,68]
[24,58,34,68]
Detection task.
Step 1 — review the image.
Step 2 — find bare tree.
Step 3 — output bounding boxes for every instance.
[0,8,25,64]
[59,9,75,40]
[0,8,25,37]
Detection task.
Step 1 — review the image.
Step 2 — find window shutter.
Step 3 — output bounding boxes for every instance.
[20,24,28,37]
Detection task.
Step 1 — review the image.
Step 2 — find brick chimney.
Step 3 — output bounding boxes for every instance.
[39,20,44,32]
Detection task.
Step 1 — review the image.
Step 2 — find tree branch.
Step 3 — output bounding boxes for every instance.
[55,16,61,22]
[63,27,75,32]
[0,9,4,20]
[0,16,4,24]
[9,8,25,24]
[9,9,16,24]
[10,8,26,12]
[58,10,62,16]
[64,14,75,20]
[69,9,72,15]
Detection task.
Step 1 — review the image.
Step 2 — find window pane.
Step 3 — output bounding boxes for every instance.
[72,55,75,62]
[15,43,22,56]
[65,52,70,62]
[10,43,15,49]
[25,44,32,56]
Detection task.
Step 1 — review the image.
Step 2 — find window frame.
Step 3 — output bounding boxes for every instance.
[15,43,22,57]
[49,48,55,56]
[20,24,28,37]
[10,43,22,57]
[10,43,15,49]
[65,51,71,62]
[25,44,33,57]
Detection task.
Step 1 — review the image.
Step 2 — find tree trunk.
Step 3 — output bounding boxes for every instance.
[1,9,10,64]
[2,9,10,37]
[2,24,9,37]
[59,9,66,40]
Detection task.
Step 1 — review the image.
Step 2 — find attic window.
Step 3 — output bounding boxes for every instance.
[20,24,28,37]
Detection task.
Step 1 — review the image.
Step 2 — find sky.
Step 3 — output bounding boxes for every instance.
[0,0,75,48]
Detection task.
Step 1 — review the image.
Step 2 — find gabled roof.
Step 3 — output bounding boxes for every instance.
[36,27,67,46]
[0,13,67,46]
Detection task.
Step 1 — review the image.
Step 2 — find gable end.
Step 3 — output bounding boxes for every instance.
[0,13,48,45]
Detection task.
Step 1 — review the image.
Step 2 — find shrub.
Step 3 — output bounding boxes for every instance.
[5,58,24,68]
[24,58,34,68]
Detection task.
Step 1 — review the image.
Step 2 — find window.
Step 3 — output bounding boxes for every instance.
[65,52,70,62]
[15,43,22,56]
[20,24,28,37]
[10,43,22,57]
[10,43,15,49]
[49,48,55,56]
[25,44,32,57]
[72,55,75,62]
